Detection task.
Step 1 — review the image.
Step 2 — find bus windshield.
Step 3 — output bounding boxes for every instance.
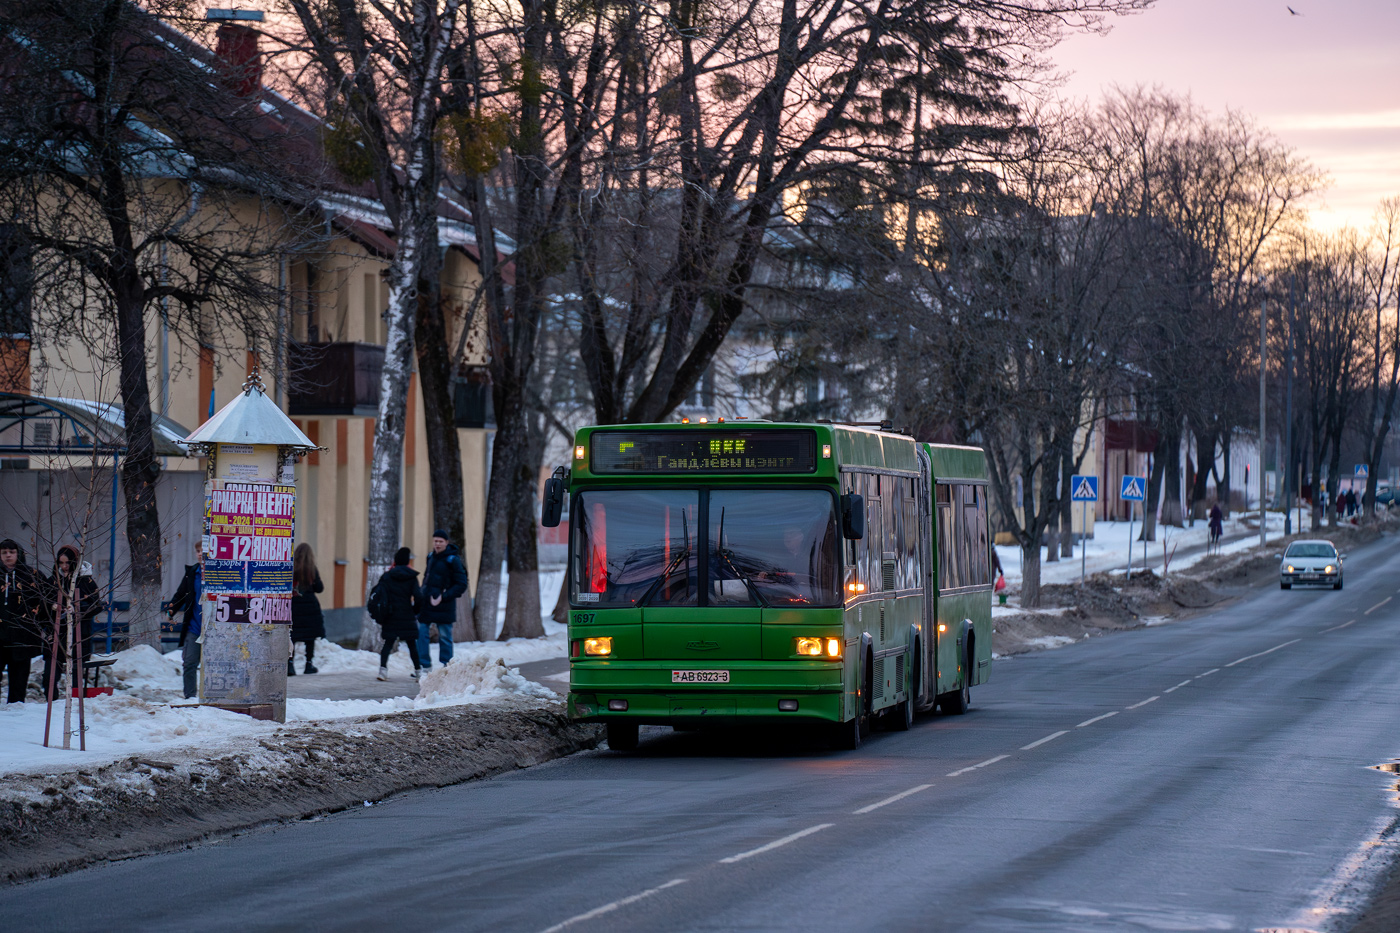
[572,489,840,608]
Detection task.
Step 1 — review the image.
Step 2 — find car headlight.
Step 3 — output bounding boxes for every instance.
[1324,564,1335,574]
[1285,564,1295,573]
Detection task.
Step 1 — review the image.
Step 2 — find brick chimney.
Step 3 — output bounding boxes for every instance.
[207,9,264,97]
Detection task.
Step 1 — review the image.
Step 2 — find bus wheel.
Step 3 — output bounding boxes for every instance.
[830,715,863,750]
[891,689,914,731]
[607,721,639,751]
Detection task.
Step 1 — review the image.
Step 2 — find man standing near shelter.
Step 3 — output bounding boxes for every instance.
[417,529,469,674]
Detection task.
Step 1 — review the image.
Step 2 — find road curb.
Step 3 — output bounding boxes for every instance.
[0,703,602,885]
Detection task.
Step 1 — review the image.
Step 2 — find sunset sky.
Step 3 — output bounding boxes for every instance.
[1051,0,1399,232]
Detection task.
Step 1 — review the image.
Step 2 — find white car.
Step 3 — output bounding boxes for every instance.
[1279,540,1344,590]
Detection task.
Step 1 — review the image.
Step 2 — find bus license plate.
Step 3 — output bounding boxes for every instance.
[672,670,729,684]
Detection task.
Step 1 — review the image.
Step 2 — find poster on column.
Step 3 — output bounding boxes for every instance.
[203,481,296,601]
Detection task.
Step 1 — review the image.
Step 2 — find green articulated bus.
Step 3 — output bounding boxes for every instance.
[540,420,994,751]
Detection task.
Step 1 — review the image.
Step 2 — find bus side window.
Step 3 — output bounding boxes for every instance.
[935,483,957,590]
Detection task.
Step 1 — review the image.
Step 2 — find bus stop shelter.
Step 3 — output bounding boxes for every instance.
[0,391,193,651]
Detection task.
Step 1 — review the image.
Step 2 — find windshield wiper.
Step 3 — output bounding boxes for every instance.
[638,545,690,607]
[715,547,769,607]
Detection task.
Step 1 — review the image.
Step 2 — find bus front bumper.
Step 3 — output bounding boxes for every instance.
[567,662,846,725]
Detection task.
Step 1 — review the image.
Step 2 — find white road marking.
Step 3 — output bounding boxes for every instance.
[854,784,932,814]
[1196,669,1220,678]
[947,754,1009,777]
[540,878,687,933]
[1322,620,1356,633]
[1125,696,1160,710]
[1365,596,1392,615]
[1021,731,1068,750]
[1163,680,1191,694]
[1076,711,1118,728]
[718,824,833,864]
[1224,639,1301,668]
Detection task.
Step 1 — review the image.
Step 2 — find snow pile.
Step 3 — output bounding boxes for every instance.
[102,645,184,701]
[287,655,555,722]
[418,655,556,703]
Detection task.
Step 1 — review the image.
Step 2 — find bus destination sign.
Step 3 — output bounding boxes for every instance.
[590,429,818,474]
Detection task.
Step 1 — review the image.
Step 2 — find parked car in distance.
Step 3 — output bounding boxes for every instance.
[1373,485,1398,509]
[1279,540,1344,590]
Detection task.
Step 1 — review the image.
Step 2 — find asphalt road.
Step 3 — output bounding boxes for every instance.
[6,535,1400,933]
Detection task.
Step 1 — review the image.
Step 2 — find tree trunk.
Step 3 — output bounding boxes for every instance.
[472,417,513,642]
[1019,540,1041,608]
[415,281,468,552]
[551,570,569,625]
[114,271,162,648]
[1059,448,1074,558]
[1140,445,1166,542]
[1218,430,1232,519]
[358,215,421,651]
[499,446,544,640]
[1189,430,1214,522]
[1160,422,1184,527]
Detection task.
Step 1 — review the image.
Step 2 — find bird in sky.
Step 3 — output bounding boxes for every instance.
[1287,5,1302,13]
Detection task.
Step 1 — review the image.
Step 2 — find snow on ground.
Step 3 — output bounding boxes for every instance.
[1,569,572,777]
[995,513,1291,589]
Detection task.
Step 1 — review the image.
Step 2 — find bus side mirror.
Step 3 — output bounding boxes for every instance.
[542,477,566,527]
[841,493,865,540]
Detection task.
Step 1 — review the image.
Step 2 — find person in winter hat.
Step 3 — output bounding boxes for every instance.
[374,547,422,681]
[41,545,103,700]
[0,538,44,703]
[416,528,469,672]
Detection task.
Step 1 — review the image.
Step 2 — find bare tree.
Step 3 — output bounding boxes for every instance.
[1356,198,1400,516]
[280,0,464,648]
[0,0,322,645]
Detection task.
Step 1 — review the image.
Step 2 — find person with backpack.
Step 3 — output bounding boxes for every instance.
[416,529,470,674]
[369,547,422,681]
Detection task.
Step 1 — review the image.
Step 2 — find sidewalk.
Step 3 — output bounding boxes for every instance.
[996,513,1293,589]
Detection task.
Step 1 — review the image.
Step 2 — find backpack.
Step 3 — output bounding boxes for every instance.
[366,577,389,622]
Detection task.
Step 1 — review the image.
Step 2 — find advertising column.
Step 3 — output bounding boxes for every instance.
[199,443,298,720]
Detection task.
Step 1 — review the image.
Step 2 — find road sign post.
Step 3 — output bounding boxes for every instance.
[1120,476,1146,579]
[1071,476,1099,584]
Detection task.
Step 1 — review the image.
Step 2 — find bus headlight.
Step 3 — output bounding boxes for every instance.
[825,637,842,659]
[583,636,613,656]
[795,636,823,656]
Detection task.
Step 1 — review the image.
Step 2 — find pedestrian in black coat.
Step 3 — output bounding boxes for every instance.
[290,543,325,675]
[0,538,44,703]
[41,545,103,700]
[415,529,470,672]
[374,547,421,680]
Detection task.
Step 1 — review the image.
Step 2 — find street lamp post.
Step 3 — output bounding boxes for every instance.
[1259,294,1267,550]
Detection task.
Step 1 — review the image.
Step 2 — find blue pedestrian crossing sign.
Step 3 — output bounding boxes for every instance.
[1120,476,1147,501]
[1070,475,1099,501]
[1355,464,1369,478]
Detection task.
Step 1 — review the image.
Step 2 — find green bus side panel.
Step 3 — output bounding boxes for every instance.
[935,590,993,692]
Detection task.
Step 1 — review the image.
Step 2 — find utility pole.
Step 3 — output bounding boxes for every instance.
[1284,275,1295,536]
[1259,294,1268,549]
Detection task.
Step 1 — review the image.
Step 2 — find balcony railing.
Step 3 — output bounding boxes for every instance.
[288,342,383,417]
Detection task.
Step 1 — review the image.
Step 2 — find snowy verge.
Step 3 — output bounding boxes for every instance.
[0,704,602,885]
[2,629,566,777]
